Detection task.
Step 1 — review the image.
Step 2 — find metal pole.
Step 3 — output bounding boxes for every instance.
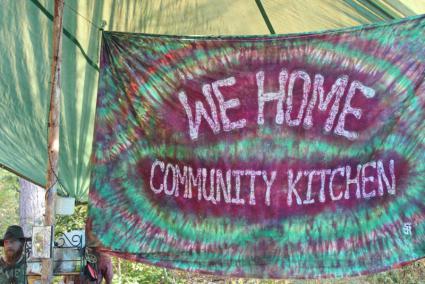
[255,0,275,34]
[41,0,64,282]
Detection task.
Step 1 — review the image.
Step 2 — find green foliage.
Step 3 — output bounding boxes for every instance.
[113,259,175,284]
[0,168,19,192]
[55,204,87,236]
[0,168,19,234]
[364,260,425,284]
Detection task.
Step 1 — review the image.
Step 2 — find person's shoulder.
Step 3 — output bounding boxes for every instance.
[0,258,7,274]
[0,257,6,267]
[15,254,26,266]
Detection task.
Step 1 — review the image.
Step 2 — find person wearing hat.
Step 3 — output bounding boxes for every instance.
[0,225,30,284]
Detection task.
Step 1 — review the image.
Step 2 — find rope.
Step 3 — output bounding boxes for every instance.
[64,2,103,30]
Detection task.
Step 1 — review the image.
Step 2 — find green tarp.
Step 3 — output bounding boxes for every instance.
[1,0,425,201]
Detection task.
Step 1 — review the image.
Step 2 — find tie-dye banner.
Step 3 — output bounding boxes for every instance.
[88,15,425,278]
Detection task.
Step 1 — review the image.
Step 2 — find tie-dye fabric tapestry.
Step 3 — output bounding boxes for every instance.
[88,15,425,278]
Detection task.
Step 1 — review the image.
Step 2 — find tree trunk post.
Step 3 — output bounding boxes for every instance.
[41,0,64,282]
[19,179,45,237]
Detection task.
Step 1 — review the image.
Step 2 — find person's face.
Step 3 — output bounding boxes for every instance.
[3,238,23,260]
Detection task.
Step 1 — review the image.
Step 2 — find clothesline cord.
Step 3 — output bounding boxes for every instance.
[64,2,102,30]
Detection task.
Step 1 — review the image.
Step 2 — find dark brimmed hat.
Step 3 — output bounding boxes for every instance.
[0,225,31,246]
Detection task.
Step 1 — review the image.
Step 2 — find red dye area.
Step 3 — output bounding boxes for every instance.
[158,59,384,146]
[136,152,409,223]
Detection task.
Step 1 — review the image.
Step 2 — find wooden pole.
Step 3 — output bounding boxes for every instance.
[41,0,64,282]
